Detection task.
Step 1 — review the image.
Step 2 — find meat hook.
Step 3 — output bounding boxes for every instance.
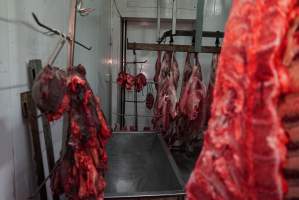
[32,12,92,50]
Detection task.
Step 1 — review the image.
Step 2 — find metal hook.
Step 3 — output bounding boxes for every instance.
[139,63,144,74]
[77,0,95,16]
[170,35,174,44]
[32,12,92,50]
[47,35,66,66]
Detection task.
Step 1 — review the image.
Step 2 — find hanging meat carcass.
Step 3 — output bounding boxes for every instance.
[180,53,193,100]
[134,73,147,92]
[179,58,205,122]
[204,53,219,126]
[170,52,180,89]
[175,53,193,143]
[186,0,298,199]
[278,7,299,199]
[153,51,170,129]
[154,51,162,90]
[175,53,205,147]
[187,66,206,132]
[32,64,111,200]
[153,51,179,134]
[117,71,135,90]
[146,93,155,110]
[117,71,147,92]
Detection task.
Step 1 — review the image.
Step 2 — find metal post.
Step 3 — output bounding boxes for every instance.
[157,0,161,42]
[133,50,138,131]
[195,0,205,52]
[172,0,177,35]
[63,0,78,161]
[67,0,78,68]
[120,18,125,128]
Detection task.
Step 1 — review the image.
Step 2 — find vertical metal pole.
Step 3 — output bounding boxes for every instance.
[195,0,205,52]
[172,0,177,35]
[157,0,161,42]
[63,0,78,156]
[120,19,127,129]
[123,20,127,128]
[108,72,112,125]
[67,0,78,68]
[120,18,125,128]
[133,50,138,131]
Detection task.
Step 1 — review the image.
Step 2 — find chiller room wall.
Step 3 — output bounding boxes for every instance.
[0,0,111,199]
[110,0,232,130]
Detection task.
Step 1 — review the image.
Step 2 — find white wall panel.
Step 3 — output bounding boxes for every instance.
[113,0,232,20]
[75,0,112,117]
[114,0,197,19]
[0,0,9,74]
[110,1,122,126]
[0,160,15,200]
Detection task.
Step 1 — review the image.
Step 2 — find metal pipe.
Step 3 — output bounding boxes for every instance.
[124,60,147,64]
[157,0,161,42]
[127,42,221,53]
[158,30,224,44]
[172,0,177,35]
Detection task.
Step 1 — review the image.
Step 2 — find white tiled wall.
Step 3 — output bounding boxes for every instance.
[0,0,111,199]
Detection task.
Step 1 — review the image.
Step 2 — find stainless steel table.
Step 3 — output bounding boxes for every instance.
[104,132,185,199]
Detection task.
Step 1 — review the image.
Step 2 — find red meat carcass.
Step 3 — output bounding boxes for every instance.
[278,6,299,200]
[117,72,135,90]
[179,64,205,122]
[116,71,126,87]
[134,73,147,92]
[175,54,205,147]
[153,51,179,133]
[32,64,111,200]
[146,93,155,110]
[153,52,170,129]
[175,53,193,139]
[204,53,219,126]
[170,52,180,89]
[180,53,193,99]
[186,1,298,200]
[154,51,162,90]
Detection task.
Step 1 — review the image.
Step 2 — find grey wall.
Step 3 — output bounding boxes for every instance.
[75,0,112,117]
[0,0,111,199]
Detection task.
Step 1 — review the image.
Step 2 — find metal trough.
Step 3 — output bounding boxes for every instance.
[104,132,185,199]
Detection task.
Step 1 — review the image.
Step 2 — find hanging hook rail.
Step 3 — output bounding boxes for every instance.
[158,30,224,44]
[32,12,92,50]
[124,60,148,64]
